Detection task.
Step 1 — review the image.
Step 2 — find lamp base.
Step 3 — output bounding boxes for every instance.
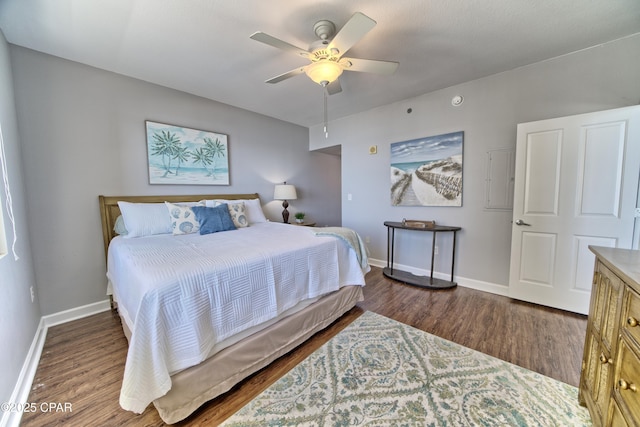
[281,200,290,223]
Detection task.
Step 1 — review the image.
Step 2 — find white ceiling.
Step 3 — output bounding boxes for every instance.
[1,0,639,128]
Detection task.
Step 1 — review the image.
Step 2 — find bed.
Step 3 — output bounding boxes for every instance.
[98,193,368,424]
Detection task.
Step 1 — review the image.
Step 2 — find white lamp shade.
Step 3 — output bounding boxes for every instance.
[273,184,297,200]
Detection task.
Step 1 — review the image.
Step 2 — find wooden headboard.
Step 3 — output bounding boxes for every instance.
[98,193,260,261]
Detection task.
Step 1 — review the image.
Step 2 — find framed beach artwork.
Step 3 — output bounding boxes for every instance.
[390,131,463,206]
[146,120,229,185]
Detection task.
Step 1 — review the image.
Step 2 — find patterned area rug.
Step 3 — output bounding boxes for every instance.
[221,311,591,426]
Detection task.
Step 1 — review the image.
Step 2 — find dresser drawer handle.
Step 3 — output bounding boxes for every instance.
[618,379,637,392]
[599,354,612,364]
[628,317,639,327]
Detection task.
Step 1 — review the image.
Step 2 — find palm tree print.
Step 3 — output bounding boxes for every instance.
[172,145,191,176]
[202,137,226,178]
[150,130,181,177]
[191,147,214,175]
[147,122,228,184]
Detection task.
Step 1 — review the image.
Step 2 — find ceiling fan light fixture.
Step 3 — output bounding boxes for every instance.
[305,60,343,85]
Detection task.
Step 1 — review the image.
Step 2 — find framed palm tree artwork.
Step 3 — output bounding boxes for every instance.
[145,120,229,185]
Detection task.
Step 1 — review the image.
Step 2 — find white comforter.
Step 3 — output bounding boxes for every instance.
[107,222,368,414]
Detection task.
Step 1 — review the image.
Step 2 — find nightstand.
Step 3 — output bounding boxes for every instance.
[291,222,316,227]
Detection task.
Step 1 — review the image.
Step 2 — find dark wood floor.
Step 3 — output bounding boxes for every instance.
[21,266,587,426]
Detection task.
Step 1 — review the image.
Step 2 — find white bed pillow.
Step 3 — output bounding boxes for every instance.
[243,198,268,223]
[205,198,267,224]
[117,202,172,238]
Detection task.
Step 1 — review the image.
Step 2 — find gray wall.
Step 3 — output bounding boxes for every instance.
[0,31,40,408]
[310,34,640,292]
[9,46,341,316]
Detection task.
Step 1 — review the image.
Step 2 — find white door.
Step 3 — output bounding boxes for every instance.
[509,106,640,314]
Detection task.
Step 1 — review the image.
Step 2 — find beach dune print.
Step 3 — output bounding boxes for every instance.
[390,131,463,206]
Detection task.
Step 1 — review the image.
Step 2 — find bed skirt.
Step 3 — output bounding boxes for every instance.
[118,285,364,424]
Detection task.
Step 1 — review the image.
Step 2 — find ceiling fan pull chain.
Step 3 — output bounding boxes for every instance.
[323,85,329,138]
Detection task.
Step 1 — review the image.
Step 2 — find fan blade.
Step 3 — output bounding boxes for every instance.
[265,66,306,84]
[341,57,399,74]
[326,79,342,95]
[250,32,309,57]
[328,12,376,58]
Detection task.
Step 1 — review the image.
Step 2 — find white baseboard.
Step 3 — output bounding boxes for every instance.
[368,258,509,297]
[42,299,111,327]
[1,318,47,427]
[1,299,111,427]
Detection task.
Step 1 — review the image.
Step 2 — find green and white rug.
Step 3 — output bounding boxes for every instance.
[222,311,591,426]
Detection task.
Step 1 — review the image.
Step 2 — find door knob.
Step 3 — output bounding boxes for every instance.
[515,219,531,226]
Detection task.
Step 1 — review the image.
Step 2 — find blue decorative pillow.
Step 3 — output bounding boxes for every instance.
[192,205,237,235]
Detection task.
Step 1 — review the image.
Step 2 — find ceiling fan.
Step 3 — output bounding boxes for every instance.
[250,12,399,95]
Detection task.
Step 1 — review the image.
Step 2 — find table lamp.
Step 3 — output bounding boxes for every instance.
[273,183,297,223]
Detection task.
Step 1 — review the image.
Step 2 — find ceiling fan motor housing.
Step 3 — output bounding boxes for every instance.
[309,19,340,62]
[309,40,339,62]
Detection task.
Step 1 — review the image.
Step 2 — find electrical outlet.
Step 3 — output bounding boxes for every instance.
[434,246,439,255]
[365,236,371,244]
[30,286,35,303]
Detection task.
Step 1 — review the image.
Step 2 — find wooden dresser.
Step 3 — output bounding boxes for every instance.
[580,246,640,426]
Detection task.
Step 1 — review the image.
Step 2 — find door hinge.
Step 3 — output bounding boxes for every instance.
[635,208,640,218]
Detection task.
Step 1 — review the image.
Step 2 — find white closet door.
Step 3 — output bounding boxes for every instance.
[509,105,640,314]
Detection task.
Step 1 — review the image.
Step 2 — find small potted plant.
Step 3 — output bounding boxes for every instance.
[294,212,306,224]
